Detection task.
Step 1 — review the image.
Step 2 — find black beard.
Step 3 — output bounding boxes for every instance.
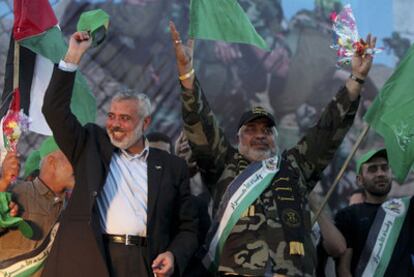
[367,189,390,197]
[365,180,392,197]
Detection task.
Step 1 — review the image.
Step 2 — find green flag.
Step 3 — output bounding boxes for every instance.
[189,0,269,50]
[18,26,96,135]
[77,9,110,47]
[1,0,96,136]
[364,43,414,183]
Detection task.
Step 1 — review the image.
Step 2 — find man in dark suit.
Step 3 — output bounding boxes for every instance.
[41,31,198,277]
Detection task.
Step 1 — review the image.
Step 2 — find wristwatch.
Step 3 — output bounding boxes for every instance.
[349,73,365,84]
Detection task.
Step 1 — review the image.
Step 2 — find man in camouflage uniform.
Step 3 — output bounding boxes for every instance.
[170,23,376,276]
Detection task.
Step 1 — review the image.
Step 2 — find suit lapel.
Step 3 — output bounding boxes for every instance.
[147,148,163,226]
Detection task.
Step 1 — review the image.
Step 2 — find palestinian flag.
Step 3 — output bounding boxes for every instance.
[1,0,96,136]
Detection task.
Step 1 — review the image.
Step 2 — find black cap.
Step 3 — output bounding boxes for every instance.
[238,107,276,131]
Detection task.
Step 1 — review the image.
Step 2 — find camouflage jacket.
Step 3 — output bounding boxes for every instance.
[181,79,359,276]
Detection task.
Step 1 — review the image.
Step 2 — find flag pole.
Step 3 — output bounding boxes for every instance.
[311,124,370,226]
[13,41,20,90]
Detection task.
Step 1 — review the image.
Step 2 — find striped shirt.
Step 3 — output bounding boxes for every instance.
[97,145,149,237]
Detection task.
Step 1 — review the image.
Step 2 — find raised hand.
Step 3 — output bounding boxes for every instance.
[351,34,377,79]
[169,21,195,89]
[64,31,93,65]
[0,151,19,192]
[346,34,377,100]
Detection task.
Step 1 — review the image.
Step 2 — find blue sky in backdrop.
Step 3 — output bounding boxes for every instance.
[0,0,398,66]
[282,0,394,66]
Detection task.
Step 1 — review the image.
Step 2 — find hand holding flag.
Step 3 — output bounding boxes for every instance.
[7,201,18,217]
[76,9,110,48]
[64,32,93,65]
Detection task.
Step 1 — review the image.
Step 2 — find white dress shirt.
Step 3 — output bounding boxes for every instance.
[58,60,150,236]
[97,146,149,237]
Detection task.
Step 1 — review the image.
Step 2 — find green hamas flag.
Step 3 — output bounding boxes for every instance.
[364,44,414,183]
[189,0,269,50]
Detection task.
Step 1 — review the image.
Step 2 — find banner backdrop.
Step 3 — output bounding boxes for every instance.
[0,0,413,211]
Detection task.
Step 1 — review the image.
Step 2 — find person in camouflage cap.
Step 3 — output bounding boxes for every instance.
[170,22,376,276]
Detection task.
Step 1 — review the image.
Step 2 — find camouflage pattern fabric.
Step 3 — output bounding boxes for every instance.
[181,79,359,276]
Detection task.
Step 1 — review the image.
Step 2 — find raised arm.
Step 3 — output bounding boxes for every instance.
[337,249,353,277]
[170,22,234,189]
[42,32,93,164]
[170,22,195,90]
[288,35,377,189]
[334,208,355,277]
[309,192,346,258]
[345,34,376,101]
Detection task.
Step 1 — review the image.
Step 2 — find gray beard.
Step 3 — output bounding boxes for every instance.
[108,121,144,150]
[238,144,278,162]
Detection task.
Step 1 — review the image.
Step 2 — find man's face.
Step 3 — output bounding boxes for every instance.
[106,99,149,150]
[238,118,277,161]
[358,156,392,197]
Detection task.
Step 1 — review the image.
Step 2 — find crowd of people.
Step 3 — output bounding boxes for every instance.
[0,19,413,277]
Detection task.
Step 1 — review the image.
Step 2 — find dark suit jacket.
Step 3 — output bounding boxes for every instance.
[41,66,198,277]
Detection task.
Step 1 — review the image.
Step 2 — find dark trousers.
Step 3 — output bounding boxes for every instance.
[104,239,152,277]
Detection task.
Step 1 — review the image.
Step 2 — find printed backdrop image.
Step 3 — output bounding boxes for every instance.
[0,0,413,211]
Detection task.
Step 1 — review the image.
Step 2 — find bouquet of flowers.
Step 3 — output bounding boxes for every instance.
[1,88,30,152]
[331,4,382,66]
